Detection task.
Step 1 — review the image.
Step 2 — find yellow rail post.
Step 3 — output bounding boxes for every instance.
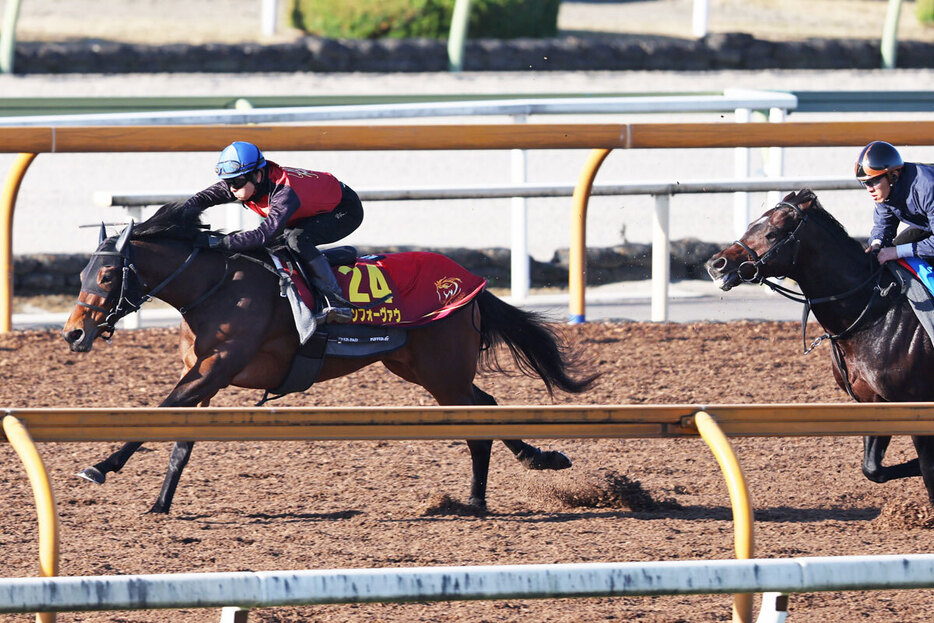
[691,410,754,623]
[569,148,611,324]
[2,414,60,623]
[0,152,36,332]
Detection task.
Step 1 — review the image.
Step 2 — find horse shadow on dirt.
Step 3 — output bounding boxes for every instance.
[173,510,364,524]
[392,505,879,524]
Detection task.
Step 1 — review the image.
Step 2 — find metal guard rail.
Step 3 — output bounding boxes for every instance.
[9,402,934,621]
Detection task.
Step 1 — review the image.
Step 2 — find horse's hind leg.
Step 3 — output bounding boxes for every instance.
[466,440,493,508]
[912,436,934,506]
[473,386,572,471]
[862,435,920,483]
[77,441,145,485]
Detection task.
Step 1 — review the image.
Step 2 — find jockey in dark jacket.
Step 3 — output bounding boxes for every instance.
[859,140,934,263]
[182,141,363,322]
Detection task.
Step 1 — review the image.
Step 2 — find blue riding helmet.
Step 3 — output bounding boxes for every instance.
[215,141,267,179]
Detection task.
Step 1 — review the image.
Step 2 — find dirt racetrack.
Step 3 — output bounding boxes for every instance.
[2,319,934,622]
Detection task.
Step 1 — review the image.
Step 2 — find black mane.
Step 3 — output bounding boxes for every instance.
[791,188,865,256]
[129,200,219,242]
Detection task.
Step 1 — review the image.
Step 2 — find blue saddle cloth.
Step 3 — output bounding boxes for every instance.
[900,257,934,296]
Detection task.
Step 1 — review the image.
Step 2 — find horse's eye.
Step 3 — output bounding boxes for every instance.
[100,272,114,284]
[765,232,778,242]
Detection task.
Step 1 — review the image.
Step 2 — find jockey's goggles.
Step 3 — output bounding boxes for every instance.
[860,174,886,188]
[215,159,260,178]
[225,174,253,190]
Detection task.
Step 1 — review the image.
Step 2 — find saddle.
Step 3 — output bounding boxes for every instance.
[263,245,408,402]
[261,247,487,403]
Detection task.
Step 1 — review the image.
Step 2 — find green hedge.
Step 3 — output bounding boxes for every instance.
[289,0,561,39]
[918,0,934,25]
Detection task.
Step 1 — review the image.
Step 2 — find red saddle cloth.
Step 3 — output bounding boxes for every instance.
[293,251,487,327]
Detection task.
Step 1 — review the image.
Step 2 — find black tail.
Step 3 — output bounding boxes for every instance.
[477,290,597,396]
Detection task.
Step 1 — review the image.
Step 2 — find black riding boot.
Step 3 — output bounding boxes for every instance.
[307,254,353,323]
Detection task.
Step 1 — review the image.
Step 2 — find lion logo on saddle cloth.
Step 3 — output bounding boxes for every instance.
[269,247,487,399]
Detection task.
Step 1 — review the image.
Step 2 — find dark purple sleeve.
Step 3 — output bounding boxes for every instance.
[223,184,300,251]
[181,181,236,218]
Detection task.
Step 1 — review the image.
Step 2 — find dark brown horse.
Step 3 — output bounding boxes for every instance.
[706,188,934,505]
[62,202,596,514]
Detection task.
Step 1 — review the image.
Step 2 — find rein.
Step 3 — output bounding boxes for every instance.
[79,241,229,339]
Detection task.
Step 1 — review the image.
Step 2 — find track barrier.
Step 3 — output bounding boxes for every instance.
[2,119,933,331]
[7,402,934,621]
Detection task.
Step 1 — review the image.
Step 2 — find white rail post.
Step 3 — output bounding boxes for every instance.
[733,108,751,238]
[0,0,23,74]
[765,107,786,208]
[261,0,278,37]
[651,193,670,322]
[692,0,709,37]
[510,114,530,302]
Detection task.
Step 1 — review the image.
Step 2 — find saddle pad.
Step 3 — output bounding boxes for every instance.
[897,257,934,297]
[295,251,487,327]
[269,325,409,398]
[890,261,934,344]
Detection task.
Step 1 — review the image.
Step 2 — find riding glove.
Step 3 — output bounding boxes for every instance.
[194,232,228,250]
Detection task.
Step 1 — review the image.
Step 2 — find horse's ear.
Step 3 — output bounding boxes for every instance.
[798,187,815,210]
[115,219,134,254]
[781,191,796,203]
[98,222,107,244]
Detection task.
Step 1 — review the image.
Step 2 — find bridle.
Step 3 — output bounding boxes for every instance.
[734,201,808,285]
[730,199,892,356]
[78,232,228,340]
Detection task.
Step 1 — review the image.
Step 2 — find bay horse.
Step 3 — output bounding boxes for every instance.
[61,201,596,514]
[705,188,934,505]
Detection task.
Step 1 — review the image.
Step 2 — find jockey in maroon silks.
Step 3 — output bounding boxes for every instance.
[182,141,363,322]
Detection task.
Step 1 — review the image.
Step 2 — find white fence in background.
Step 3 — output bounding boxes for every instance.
[97,175,860,327]
[1,554,933,621]
[16,90,795,304]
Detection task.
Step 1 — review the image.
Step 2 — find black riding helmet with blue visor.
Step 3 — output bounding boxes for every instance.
[215,141,267,179]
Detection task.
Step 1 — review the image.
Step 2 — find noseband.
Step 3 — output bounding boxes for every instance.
[734,201,807,284]
[77,241,227,340]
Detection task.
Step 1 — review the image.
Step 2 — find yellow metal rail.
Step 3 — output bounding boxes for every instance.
[3,415,59,623]
[6,402,934,622]
[693,411,755,623]
[5,119,934,330]
[4,403,934,442]
[4,120,934,331]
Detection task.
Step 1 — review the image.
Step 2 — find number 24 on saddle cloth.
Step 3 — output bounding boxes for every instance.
[296,251,488,326]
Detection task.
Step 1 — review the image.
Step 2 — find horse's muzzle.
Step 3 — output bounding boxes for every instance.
[62,307,101,352]
[705,255,742,291]
[62,327,95,352]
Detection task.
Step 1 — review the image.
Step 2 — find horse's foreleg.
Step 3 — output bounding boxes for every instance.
[77,441,145,484]
[466,439,493,508]
[148,441,195,514]
[472,385,572,471]
[862,435,920,482]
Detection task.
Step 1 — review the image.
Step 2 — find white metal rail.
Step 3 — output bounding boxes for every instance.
[0,555,931,621]
[0,92,797,126]
[95,175,861,325]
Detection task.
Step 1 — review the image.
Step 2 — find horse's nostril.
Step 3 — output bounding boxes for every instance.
[711,257,727,271]
[64,329,84,343]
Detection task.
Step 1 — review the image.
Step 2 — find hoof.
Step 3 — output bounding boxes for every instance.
[468,497,488,511]
[77,467,105,485]
[522,450,572,471]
